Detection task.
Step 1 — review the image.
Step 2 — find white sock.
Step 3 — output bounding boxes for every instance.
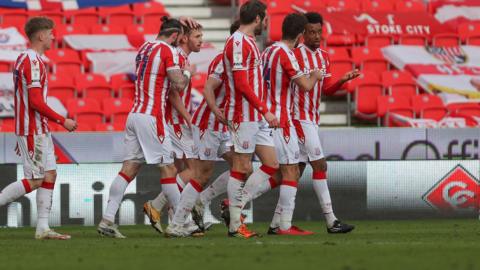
[313,171,337,227]
[199,170,229,205]
[0,179,31,206]
[36,182,54,234]
[279,181,298,231]
[176,174,186,192]
[151,191,168,210]
[241,165,276,207]
[252,177,278,201]
[161,177,181,212]
[270,203,282,228]
[103,173,132,223]
[227,171,245,232]
[172,180,202,226]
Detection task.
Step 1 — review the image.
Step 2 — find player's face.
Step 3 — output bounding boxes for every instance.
[187,29,203,53]
[41,29,54,50]
[254,15,267,36]
[304,23,322,49]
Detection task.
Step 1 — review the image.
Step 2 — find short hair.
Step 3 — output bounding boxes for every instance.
[282,13,308,40]
[159,16,183,37]
[239,0,267,25]
[304,12,323,25]
[182,24,203,36]
[24,17,54,41]
[230,20,240,35]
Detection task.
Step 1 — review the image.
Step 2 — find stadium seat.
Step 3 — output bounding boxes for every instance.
[111,112,129,126]
[95,122,125,132]
[327,47,351,61]
[432,33,461,47]
[0,9,28,29]
[325,33,356,46]
[46,49,83,74]
[267,0,293,14]
[90,25,125,35]
[75,122,96,132]
[31,11,64,26]
[395,0,426,12]
[327,0,360,11]
[399,34,428,46]
[126,24,158,36]
[351,46,389,73]
[377,95,414,127]
[56,24,89,47]
[67,8,100,27]
[268,14,287,41]
[132,1,167,14]
[467,35,480,46]
[330,59,355,81]
[99,4,135,25]
[365,35,394,47]
[102,98,133,121]
[110,73,135,95]
[446,103,480,114]
[135,1,170,28]
[49,73,77,106]
[0,118,15,132]
[118,85,136,100]
[349,72,384,120]
[76,73,112,100]
[381,71,417,98]
[292,0,324,11]
[457,22,480,41]
[0,61,12,72]
[361,0,394,11]
[410,94,447,120]
[67,98,103,123]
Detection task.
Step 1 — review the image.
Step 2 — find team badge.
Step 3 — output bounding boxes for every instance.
[242,141,249,149]
[204,148,212,157]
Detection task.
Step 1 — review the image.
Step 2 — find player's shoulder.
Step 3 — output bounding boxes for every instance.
[318,47,329,56]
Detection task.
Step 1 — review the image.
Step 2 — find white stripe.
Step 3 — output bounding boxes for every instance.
[21,75,29,134]
[145,45,162,115]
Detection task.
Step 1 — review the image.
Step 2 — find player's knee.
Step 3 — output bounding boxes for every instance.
[120,161,141,179]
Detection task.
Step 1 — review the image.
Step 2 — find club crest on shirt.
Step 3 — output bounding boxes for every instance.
[242,141,249,149]
[204,148,212,157]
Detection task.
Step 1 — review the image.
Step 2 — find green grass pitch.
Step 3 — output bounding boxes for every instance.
[0,220,479,270]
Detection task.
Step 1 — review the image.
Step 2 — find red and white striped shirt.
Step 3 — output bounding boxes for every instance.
[292,44,331,125]
[223,30,265,123]
[262,42,303,128]
[13,49,49,136]
[192,53,228,132]
[131,40,180,135]
[165,47,191,125]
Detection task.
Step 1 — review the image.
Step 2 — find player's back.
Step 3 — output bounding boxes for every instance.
[131,40,180,118]
[13,49,49,136]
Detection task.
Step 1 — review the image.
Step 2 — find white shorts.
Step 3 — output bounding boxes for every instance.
[168,124,198,159]
[228,120,274,154]
[192,126,231,161]
[17,133,57,179]
[293,120,325,163]
[124,113,174,165]
[272,126,300,165]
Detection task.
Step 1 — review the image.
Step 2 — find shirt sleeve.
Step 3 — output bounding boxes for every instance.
[209,56,224,81]
[24,55,44,89]
[227,36,249,71]
[280,49,304,80]
[165,46,181,71]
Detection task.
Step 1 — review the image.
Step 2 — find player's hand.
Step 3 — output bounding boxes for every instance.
[310,69,324,80]
[264,112,279,128]
[213,108,227,125]
[184,63,196,76]
[341,69,361,83]
[179,16,201,29]
[63,118,77,132]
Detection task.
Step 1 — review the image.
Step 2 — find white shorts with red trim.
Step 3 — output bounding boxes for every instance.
[192,126,231,161]
[272,126,300,165]
[293,120,325,162]
[167,124,198,159]
[17,133,56,179]
[228,120,274,154]
[124,113,174,165]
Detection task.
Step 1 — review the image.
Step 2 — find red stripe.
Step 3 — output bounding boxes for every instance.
[18,60,26,135]
[189,179,203,192]
[21,179,32,193]
[160,177,176,184]
[260,165,277,176]
[230,170,246,181]
[281,180,298,187]
[312,171,327,180]
[40,181,55,190]
[268,177,278,189]
[177,184,183,192]
[118,172,133,183]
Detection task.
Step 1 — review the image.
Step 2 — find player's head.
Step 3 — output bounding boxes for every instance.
[230,20,240,35]
[158,16,184,47]
[282,13,308,47]
[239,0,267,36]
[303,12,323,49]
[24,17,55,51]
[180,25,203,53]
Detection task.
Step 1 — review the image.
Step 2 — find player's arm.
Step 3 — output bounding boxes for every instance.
[168,90,192,127]
[167,68,190,92]
[323,69,360,95]
[203,76,227,125]
[293,70,324,91]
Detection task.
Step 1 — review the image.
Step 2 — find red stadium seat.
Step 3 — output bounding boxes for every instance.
[111,112,129,126]
[118,85,136,100]
[132,1,167,13]
[0,61,12,72]
[0,118,15,132]
[467,35,480,46]
[395,0,426,12]
[67,98,102,116]
[292,0,324,11]
[90,25,125,35]
[398,34,428,46]
[457,22,480,41]
[381,71,417,98]
[98,5,135,25]
[75,122,96,132]
[267,0,293,14]
[351,46,389,73]
[349,72,384,120]
[330,59,355,80]
[327,0,360,11]
[446,102,480,114]
[56,24,89,47]
[110,73,135,94]
[46,49,83,74]
[97,4,131,13]
[325,33,356,46]
[126,24,158,36]
[102,98,133,121]
[326,47,351,61]
[432,33,461,47]
[362,0,394,11]
[30,11,64,26]
[46,48,81,63]
[49,73,77,106]
[377,95,414,126]
[410,94,447,120]
[365,35,394,47]
[67,8,100,27]
[75,74,112,99]
[95,122,125,132]
[0,9,28,29]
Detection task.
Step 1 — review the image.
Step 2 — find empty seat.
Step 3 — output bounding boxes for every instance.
[351,46,389,73]
[125,24,158,36]
[292,0,324,11]
[381,71,417,97]
[395,0,426,12]
[327,0,360,11]
[49,73,77,105]
[362,0,394,11]
[457,22,480,41]
[110,73,135,92]
[1,9,28,29]
[118,85,136,100]
[267,0,293,14]
[95,122,125,132]
[365,35,394,47]
[327,47,351,61]
[75,73,112,99]
[467,35,480,46]
[411,94,447,120]
[377,95,414,126]
[0,61,12,72]
[268,14,286,41]
[349,72,384,120]
[90,25,125,35]
[432,33,461,47]
[99,5,135,25]
[102,98,133,121]
[46,48,83,74]
[67,98,102,115]
[325,33,356,46]
[67,8,100,27]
